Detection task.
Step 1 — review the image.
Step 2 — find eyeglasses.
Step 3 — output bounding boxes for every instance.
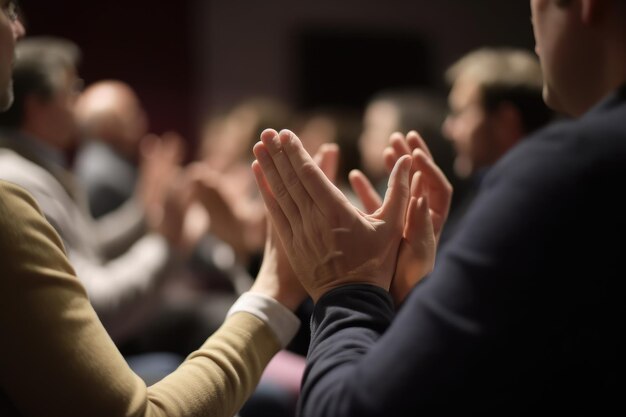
[1,1,18,22]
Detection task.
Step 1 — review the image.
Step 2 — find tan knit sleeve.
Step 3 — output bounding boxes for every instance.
[0,181,281,417]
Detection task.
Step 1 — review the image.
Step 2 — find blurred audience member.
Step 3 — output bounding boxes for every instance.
[0,37,202,377]
[74,80,152,218]
[440,47,553,242]
[196,97,293,271]
[359,90,459,198]
[297,107,362,199]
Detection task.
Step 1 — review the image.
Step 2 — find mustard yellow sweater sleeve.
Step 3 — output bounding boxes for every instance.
[0,181,281,417]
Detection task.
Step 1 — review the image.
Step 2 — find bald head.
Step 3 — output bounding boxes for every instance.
[75,80,148,157]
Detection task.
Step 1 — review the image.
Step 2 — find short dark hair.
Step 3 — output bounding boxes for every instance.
[446,48,553,135]
[0,37,81,128]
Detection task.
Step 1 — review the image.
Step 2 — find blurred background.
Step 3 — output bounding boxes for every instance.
[19,0,535,147]
[3,2,544,409]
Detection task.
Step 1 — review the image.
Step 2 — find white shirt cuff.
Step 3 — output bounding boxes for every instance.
[227,292,301,348]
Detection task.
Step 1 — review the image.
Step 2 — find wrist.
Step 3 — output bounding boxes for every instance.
[227,292,301,348]
[310,280,389,304]
[249,273,304,312]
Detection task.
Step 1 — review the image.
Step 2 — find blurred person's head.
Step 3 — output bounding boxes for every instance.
[0,0,25,110]
[530,0,626,117]
[75,80,148,159]
[359,90,451,183]
[197,114,225,161]
[200,97,291,172]
[297,107,362,184]
[0,36,82,150]
[442,48,552,178]
[297,112,337,156]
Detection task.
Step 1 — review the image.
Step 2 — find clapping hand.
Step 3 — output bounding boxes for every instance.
[251,141,340,310]
[349,131,452,305]
[252,129,412,302]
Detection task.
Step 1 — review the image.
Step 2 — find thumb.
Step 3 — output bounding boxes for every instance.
[378,155,411,226]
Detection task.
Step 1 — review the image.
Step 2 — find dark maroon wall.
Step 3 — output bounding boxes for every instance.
[19,0,196,141]
[18,0,536,144]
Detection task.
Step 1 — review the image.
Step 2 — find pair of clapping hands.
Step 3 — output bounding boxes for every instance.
[249,128,452,309]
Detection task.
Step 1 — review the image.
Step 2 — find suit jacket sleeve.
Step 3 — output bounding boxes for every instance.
[298,127,599,416]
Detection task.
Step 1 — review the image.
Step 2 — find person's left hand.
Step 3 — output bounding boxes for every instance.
[349,131,452,305]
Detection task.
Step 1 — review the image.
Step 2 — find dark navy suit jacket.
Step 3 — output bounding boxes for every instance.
[299,84,626,416]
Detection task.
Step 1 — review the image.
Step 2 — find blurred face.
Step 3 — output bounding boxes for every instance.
[0,1,25,110]
[359,100,399,181]
[299,115,336,155]
[203,112,254,172]
[442,77,499,178]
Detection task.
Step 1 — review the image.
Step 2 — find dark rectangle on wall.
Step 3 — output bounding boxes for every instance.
[296,28,433,111]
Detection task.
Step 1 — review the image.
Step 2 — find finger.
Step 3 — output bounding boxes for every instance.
[139,133,160,159]
[348,169,382,214]
[184,161,208,182]
[162,131,186,163]
[406,130,433,160]
[277,129,349,214]
[389,131,412,158]
[252,160,293,246]
[412,149,452,235]
[314,143,340,184]
[378,155,412,226]
[253,140,302,228]
[413,149,451,210]
[410,171,424,200]
[383,132,411,175]
[383,146,399,174]
[404,195,434,245]
[261,129,317,214]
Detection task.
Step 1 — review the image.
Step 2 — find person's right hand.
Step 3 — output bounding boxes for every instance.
[252,129,412,303]
[250,142,340,311]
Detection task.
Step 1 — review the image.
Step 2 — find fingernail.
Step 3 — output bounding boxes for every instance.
[255,145,270,160]
[278,129,294,145]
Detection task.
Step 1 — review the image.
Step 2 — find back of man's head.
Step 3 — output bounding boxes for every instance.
[446,48,552,135]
